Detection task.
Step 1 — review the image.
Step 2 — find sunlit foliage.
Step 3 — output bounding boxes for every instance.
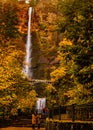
[52,0,93,105]
[0,0,93,113]
[0,0,37,116]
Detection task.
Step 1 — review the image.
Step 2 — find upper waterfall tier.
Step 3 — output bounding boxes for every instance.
[24,7,33,78]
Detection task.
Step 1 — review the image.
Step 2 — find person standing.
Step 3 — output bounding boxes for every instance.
[36,113,41,129]
[32,113,36,130]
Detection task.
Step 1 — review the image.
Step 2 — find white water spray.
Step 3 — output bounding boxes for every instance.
[24,7,33,78]
[36,98,46,113]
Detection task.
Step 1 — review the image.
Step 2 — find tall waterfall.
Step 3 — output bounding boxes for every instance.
[24,7,33,78]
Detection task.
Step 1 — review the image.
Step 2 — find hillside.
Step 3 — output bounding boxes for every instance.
[17,1,59,79]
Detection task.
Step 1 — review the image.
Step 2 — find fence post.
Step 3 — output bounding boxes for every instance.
[2,107,5,120]
[59,105,61,120]
[72,104,75,121]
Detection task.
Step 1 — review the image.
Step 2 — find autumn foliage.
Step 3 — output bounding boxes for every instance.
[0,0,93,117]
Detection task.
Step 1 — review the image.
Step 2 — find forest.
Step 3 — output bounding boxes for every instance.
[0,0,93,117]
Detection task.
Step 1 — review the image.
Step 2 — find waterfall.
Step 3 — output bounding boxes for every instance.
[36,98,46,113]
[24,7,33,78]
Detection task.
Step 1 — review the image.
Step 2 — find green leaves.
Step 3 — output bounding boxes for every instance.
[50,0,93,105]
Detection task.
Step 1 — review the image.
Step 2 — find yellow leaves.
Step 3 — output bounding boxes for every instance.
[65,83,91,105]
[50,67,66,82]
[79,66,88,73]
[28,90,37,98]
[74,15,84,22]
[0,45,24,92]
[18,90,37,110]
[10,108,17,115]
[57,51,63,60]
[0,94,15,106]
[91,64,93,69]
[50,99,56,104]
[0,81,16,91]
[56,38,73,62]
[46,84,56,93]
[65,84,83,98]
[59,38,73,47]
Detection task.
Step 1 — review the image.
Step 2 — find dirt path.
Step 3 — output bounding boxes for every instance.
[0,127,45,130]
[0,118,45,130]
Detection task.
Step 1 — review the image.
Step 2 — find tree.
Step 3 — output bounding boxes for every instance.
[0,0,19,41]
[50,0,93,104]
[0,45,37,115]
[50,39,76,105]
[0,0,37,116]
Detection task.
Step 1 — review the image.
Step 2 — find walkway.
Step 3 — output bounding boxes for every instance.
[0,127,45,130]
[0,118,45,130]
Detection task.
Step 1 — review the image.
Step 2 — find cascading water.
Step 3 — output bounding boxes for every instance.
[24,7,33,78]
[36,98,46,113]
[23,7,46,112]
